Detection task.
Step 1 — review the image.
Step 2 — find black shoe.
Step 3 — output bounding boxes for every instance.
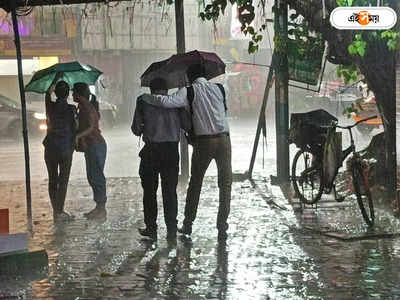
[138,227,157,240]
[218,230,227,241]
[83,208,97,218]
[84,204,106,219]
[178,224,192,235]
[85,207,107,221]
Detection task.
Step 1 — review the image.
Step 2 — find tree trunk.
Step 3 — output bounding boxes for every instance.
[359,45,396,198]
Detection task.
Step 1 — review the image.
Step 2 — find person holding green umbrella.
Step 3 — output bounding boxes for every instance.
[25,61,103,94]
[73,82,108,221]
[43,81,77,223]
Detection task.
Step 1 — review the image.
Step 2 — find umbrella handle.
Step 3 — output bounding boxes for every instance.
[54,71,64,81]
[47,72,65,93]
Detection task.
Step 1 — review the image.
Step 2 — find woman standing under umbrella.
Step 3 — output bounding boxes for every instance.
[43,81,77,223]
[73,82,108,221]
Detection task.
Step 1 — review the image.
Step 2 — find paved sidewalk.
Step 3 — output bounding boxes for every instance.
[2,174,400,299]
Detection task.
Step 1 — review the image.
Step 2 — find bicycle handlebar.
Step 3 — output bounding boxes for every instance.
[335,115,378,130]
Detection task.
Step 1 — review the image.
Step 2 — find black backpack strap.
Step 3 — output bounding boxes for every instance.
[187,86,194,115]
[216,83,227,112]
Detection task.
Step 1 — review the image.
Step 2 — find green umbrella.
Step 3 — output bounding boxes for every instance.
[25,61,103,94]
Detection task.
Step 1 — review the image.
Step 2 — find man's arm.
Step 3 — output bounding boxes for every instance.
[76,105,96,141]
[69,105,78,132]
[222,82,229,100]
[140,87,188,108]
[45,84,55,116]
[131,99,144,136]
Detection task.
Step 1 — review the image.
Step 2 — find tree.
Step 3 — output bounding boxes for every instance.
[201,0,399,196]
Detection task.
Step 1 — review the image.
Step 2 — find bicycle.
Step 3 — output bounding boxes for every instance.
[291,114,378,226]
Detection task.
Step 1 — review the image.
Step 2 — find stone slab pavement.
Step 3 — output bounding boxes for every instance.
[2,173,400,299]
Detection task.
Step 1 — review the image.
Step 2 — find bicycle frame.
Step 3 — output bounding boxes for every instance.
[322,115,378,190]
[291,114,377,224]
[336,115,379,164]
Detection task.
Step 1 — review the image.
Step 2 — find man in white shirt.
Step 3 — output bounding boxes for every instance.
[140,64,232,241]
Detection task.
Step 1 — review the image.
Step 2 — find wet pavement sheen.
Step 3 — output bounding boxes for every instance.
[1,175,400,300]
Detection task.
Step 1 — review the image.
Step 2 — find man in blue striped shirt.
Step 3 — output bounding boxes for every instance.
[132,78,184,241]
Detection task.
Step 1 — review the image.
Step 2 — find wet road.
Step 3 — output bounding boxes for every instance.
[0,116,378,181]
[1,118,396,299]
[1,175,400,299]
[0,118,277,181]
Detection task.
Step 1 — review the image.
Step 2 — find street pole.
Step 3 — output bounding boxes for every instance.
[248,54,275,179]
[11,3,33,233]
[174,0,189,183]
[395,50,400,210]
[273,0,290,184]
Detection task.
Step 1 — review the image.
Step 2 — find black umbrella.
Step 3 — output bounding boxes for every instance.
[141,50,226,89]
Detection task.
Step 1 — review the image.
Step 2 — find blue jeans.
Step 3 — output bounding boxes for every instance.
[84,142,107,204]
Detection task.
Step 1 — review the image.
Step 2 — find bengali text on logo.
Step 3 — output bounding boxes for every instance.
[330,7,397,30]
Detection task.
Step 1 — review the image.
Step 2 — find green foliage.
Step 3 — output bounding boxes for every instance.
[199,0,261,53]
[288,20,325,57]
[336,0,353,6]
[348,34,367,56]
[274,35,287,54]
[343,98,364,118]
[381,30,400,51]
[198,0,398,57]
[336,0,400,55]
[337,64,359,84]
[248,41,259,53]
[337,0,382,6]
[335,0,398,98]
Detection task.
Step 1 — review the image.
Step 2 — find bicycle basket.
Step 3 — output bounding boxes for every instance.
[289,109,338,149]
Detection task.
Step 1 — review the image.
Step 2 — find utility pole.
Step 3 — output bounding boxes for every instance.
[248,54,275,179]
[11,2,33,233]
[395,50,400,209]
[273,0,290,184]
[174,0,189,183]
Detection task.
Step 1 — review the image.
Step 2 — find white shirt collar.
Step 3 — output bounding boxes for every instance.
[193,77,207,84]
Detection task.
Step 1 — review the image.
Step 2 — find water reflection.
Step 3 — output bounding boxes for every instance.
[138,237,191,298]
[206,240,228,299]
[133,236,232,299]
[4,177,400,299]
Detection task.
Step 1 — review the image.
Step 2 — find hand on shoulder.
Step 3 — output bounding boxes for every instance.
[138,93,156,102]
[136,94,147,103]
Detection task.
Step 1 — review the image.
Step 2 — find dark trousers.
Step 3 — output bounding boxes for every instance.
[183,135,232,231]
[44,147,73,214]
[84,142,107,204]
[139,142,179,232]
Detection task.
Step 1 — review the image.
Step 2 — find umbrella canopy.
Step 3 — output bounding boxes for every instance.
[141,50,226,89]
[25,61,103,94]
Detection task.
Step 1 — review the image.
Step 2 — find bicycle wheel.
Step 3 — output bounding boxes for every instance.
[352,162,374,226]
[292,149,323,205]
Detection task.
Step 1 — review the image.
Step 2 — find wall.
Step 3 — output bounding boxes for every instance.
[0,75,32,102]
[80,1,202,51]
